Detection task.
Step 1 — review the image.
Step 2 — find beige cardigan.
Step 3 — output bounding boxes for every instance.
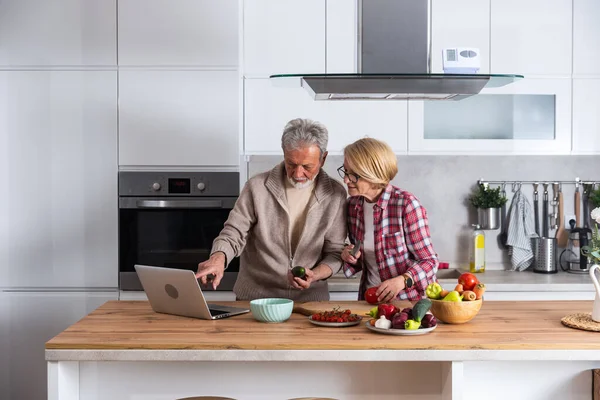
[211,163,347,301]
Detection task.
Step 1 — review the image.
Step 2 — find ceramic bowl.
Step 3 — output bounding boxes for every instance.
[250,298,294,323]
[429,299,482,324]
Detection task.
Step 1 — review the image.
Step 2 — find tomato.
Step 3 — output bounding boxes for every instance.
[365,286,379,304]
[458,272,478,291]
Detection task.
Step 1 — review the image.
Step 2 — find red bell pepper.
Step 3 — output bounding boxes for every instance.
[377,303,399,320]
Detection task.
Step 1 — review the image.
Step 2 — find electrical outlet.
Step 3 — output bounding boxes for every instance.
[565,214,576,229]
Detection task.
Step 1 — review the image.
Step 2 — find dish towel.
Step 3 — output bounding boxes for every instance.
[506,189,539,271]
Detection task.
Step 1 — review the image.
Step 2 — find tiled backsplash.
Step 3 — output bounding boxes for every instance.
[248,155,600,270]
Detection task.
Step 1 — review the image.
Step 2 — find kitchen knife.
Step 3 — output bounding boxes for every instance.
[350,239,362,257]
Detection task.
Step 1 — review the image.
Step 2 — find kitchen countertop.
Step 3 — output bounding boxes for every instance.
[46,300,600,362]
[327,269,596,292]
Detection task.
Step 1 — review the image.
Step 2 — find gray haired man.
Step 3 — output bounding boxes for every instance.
[196,118,347,301]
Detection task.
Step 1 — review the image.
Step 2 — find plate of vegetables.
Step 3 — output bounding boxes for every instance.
[309,308,363,327]
[364,298,437,335]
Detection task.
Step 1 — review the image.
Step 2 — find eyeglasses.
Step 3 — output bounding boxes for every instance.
[337,166,360,183]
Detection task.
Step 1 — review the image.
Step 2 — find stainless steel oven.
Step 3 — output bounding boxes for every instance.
[118,171,239,291]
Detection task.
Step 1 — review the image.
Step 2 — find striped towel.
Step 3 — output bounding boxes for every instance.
[506,189,539,271]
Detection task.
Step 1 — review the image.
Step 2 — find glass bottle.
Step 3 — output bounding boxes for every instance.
[469,224,486,273]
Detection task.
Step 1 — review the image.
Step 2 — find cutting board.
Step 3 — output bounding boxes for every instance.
[292,301,408,316]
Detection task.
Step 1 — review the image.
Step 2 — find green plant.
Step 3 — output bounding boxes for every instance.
[590,187,600,208]
[468,184,508,209]
[582,207,600,264]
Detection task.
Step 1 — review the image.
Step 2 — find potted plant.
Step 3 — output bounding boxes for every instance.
[468,184,508,230]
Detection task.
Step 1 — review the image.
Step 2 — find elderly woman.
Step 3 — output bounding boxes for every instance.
[339,138,439,302]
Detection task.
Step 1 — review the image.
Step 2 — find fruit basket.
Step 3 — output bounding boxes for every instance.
[429,299,482,324]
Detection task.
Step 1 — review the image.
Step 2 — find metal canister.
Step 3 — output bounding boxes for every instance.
[532,237,557,274]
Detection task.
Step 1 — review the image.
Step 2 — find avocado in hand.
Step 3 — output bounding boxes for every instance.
[291,266,306,280]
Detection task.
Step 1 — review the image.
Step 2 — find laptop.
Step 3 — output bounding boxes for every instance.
[134,264,249,320]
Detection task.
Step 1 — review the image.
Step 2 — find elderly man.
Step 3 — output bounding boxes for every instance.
[196,118,347,301]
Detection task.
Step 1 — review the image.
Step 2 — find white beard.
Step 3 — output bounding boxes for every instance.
[287,171,318,189]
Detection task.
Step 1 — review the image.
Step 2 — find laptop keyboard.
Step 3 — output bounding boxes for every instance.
[209,309,229,316]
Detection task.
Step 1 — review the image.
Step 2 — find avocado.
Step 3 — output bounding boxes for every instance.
[291,266,306,280]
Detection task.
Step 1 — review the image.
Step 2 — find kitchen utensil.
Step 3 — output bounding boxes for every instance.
[542,183,549,237]
[364,321,437,335]
[560,221,593,273]
[498,183,509,249]
[533,183,540,236]
[574,185,581,247]
[583,184,592,229]
[556,188,568,247]
[532,237,558,274]
[350,239,362,257]
[429,299,482,324]
[250,298,293,323]
[552,182,560,233]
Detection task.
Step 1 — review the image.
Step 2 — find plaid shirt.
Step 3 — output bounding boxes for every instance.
[343,184,439,301]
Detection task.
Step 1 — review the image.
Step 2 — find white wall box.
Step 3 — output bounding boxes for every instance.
[0,71,118,288]
[118,70,239,167]
[408,78,572,154]
[490,0,572,76]
[243,0,326,76]
[573,0,600,76]
[0,0,116,66]
[118,0,238,66]
[572,79,600,154]
[244,78,408,155]
[0,291,117,400]
[431,0,490,74]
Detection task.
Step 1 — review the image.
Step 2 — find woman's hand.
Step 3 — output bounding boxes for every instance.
[341,244,361,265]
[376,276,406,303]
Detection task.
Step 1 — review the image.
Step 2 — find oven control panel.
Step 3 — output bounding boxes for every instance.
[119,171,239,197]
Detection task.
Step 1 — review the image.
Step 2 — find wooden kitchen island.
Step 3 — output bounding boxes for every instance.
[46,300,600,400]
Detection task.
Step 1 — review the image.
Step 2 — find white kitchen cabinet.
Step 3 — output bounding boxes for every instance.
[244,79,408,155]
[243,0,326,76]
[0,0,116,66]
[0,71,118,288]
[490,0,572,76]
[407,78,572,154]
[481,291,595,301]
[573,0,600,76]
[118,70,239,167]
[572,79,600,154]
[118,0,238,66]
[0,291,118,400]
[431,0,490,74]
[326,0,357,73]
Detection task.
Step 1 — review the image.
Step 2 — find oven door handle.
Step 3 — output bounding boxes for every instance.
[135,199,224,209]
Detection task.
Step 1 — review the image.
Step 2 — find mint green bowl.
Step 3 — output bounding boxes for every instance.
[250,298,294,323]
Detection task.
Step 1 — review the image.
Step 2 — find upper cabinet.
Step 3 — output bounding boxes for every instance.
[118,0,238,66]
[119,70,239,167]
[244,79,407,155]
[572,79,600,154]
[408,78,572,154]
[573,0,600,76]
[490,0,572,76]
[0,0,116,66]
[0,71,118,288]
[243,0,326,76]
[326,0,357,73]
[431,0,490,74]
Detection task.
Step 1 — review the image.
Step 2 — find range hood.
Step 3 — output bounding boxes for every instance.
[270,1,523,101]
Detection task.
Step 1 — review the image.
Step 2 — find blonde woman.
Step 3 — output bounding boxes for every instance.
[339,138,439,303]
